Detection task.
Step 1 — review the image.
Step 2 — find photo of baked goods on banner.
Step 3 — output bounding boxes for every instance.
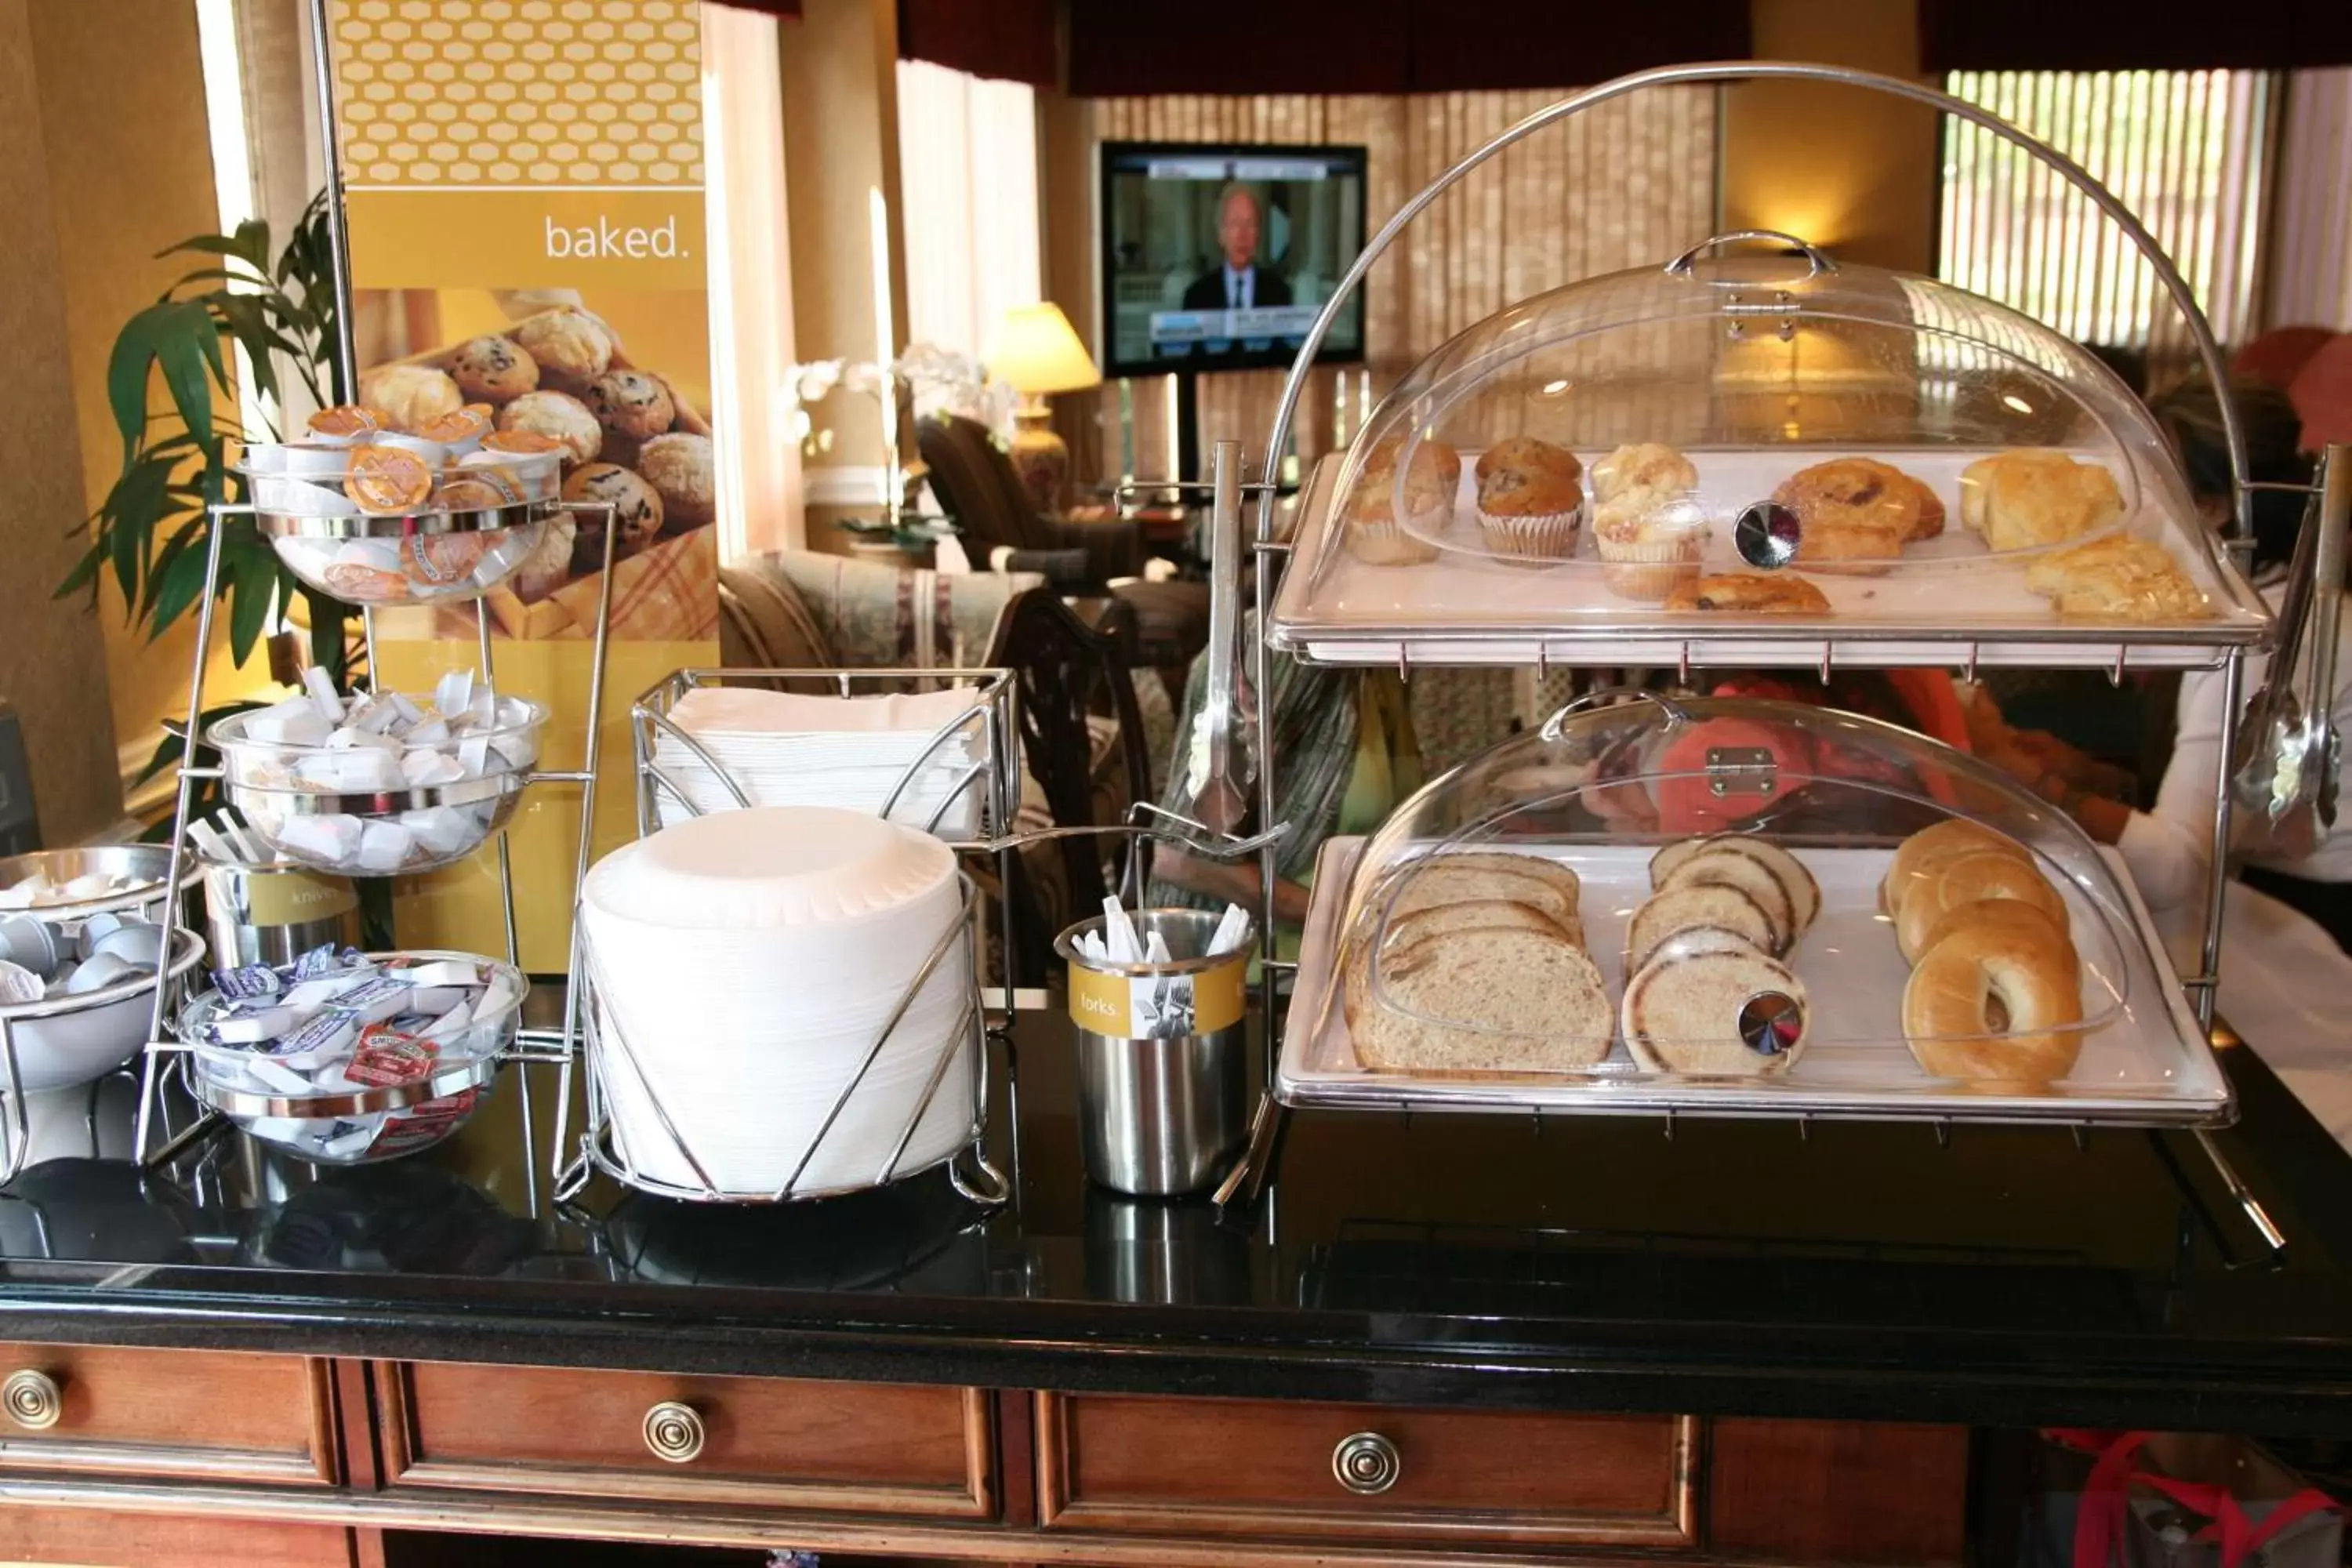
[354,285,720,972]
[325,0,717,971]
[354,291,718,644]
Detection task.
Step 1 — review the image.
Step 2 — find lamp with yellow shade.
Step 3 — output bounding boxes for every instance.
[986,302,1101,513]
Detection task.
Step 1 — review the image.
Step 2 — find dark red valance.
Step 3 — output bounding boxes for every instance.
[1066,0,1751,97]
[706,0,800,16]
[1919,0,2352,71]
[898,0,1059,88]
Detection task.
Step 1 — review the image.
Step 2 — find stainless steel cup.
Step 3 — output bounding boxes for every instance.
[196,848,361,968]
[1054,908,1252,1197]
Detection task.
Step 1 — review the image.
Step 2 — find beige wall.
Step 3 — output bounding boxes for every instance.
[779,0,911,553]
[1722,0,1940,273]
[28,0,277,811]
[0,0,124,844]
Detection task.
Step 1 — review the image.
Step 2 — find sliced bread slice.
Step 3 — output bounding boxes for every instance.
[1383,897,1582,953]
[1621,945,1810,1076]
[1370,862,1582,931]
[1661,848,1794,952]
[1704,838,1820,934]
[1341,900,1580,1032]
[1625,884,1775,974]
[1352,927,1612,1074]
[1413,850,1581,902]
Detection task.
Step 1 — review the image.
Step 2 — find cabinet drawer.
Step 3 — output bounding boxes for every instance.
[1037,1393,1697,1548]
[0,1342,337,1486]
[0,1504,354,1567]
[381,1361,996,1518]
[1710,1417,1970,1565]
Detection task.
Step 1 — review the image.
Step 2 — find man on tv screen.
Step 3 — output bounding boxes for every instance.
[1181,183,1292,312]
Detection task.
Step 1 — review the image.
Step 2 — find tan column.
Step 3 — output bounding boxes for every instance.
[779,0,912,554]
[0,0,217,842]
[1722,0,1941,274]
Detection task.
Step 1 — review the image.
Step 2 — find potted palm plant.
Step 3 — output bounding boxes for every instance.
[56,194,355,806]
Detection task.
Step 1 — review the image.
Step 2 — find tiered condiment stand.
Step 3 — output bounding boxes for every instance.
[129,486,622,1192]
[1203,63,2352,1253]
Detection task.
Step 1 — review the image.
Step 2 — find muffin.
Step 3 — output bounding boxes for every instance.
[358,364,463,434]
[1592,441,1698,502]
[637,431,717,528]
[1341,435,1458,566]
[1474,437,1583,561]
[562,463,664,571]
[512,308,615,390]
[1475,435,1577,485]
[447,335,539,404]
[1594,491,1706,601]
[1588,442,1703,600]
[586,369,677,441]
[497,390,602,468]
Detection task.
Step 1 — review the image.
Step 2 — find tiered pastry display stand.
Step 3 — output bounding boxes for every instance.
[132,493,622,1201]
[1207,63,2352,1254]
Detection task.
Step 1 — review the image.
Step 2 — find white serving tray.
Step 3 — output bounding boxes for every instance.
[1277,837,2232,1127]
[1268,449,2270,671]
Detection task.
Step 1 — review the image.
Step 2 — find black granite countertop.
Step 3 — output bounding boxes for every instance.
[1,1004,2348,1436]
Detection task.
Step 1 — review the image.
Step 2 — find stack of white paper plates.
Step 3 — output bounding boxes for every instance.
[580,806,976,1196]
[649,686,991,840]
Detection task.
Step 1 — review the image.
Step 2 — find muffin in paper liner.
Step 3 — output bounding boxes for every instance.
[1477,502,1584,564]
[1336,512,1439,566]
[1595,517,1708,601]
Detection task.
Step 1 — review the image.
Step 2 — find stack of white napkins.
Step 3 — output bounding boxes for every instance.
[650,685,991,840]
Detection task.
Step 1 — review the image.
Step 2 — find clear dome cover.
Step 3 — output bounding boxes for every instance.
[1272,236,2267,666]
[1281,694,2227,1123]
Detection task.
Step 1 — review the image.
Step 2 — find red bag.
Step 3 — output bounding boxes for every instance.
[2047,1428,2340,1568]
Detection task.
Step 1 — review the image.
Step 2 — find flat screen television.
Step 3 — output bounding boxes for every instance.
[1096,140,1369,379]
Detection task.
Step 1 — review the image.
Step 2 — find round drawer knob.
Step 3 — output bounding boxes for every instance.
[1332,1430,1400,1495]
[3,1370,61,1432]
[641,1400,705,1464]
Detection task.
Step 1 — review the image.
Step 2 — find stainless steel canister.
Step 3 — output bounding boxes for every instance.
[1054,908,1251,1197]
[197,848,361,967]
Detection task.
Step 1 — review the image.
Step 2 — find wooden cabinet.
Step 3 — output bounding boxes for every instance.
[377,1359,998,1519]
[0,1342,1976,1565]
[0,1504,358,1567]
[0,1341,339,1488]
[1036,1392,1699,1549]
[1710,1417,1972,1566]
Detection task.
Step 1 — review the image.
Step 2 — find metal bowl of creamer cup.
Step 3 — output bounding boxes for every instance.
[195,845,361,969]
[1054,908,1252,1197]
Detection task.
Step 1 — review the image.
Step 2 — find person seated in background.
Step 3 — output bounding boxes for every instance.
[1181,184,1292,313]
[1976,376,2352,947]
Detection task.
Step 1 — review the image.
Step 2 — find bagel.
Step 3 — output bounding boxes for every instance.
[1627,883,1777,973]
[1622,942,1810,1076]
[1902,916,2084,1085]
[1664,572,1832,614]
[1661,848,1795,953]
[1914,897,2074,969]
[1881,818,2032,917]
[1893,849,2070,964]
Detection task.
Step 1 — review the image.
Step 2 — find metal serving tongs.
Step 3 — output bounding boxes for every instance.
[2230,444,2352,853]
